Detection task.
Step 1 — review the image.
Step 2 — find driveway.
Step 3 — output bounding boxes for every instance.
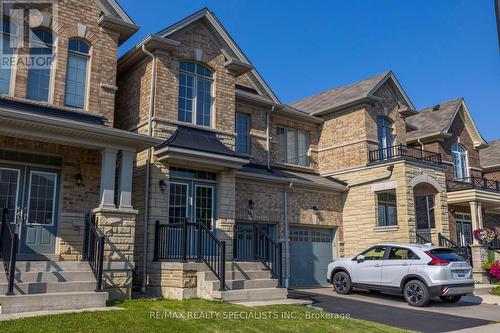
[289,288,500,333]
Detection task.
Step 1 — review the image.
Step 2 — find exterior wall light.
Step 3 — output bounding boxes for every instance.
[159,180,167,192]
[75,173,83,186]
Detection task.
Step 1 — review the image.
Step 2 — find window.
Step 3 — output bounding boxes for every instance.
[428,248,465,262]
[360,246,387,260]
[178,62,213,127]
[236,113,250,154]
[388,247,419,260]
[415,194,435,230]
[65,39,90,109]
[27,29,53,102]
[452,144,468,180]
[0,19,17,95]
[377,116,394,150]
[377,191,397,226]
[277,127,310,167]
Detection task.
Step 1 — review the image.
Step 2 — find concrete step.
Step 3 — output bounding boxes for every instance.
[0,291,108,314]
[0,271,96,283]
[212,287,288,302]
[0,281,97,295]
[225,262,269,271]
[210,278,279,291]
[14,261,92,272]
[203,270,272,281]
[474,284,497,295]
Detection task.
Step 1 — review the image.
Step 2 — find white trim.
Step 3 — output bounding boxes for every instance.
[26,170,58,226]
[371,181,399,192]
[368,72,416,110]
[94,0,135,24]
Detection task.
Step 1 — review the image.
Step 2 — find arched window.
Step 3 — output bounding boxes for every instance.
[0,19,17,95]
[377,116,394,149]
[27,29,53,102]
[452,144,468,180]
[64,39,90,109]
[178,62,213,126]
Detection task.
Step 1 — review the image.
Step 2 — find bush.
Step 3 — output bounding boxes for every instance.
[491,286,500,296]
[490,261,500,279]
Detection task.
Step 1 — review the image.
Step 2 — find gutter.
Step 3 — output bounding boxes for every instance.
[346,165,394,189]
[141,44,157,293]
[283,182,293,288]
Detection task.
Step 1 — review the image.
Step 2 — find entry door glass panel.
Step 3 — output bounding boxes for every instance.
[169,182,189,223]
[0,167,20,222]
[455,213,472,246]
[27,171,56,225]
[195,185,214,229]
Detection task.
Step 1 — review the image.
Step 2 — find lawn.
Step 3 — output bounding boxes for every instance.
[492,286,500,296]
[0,298,410,333]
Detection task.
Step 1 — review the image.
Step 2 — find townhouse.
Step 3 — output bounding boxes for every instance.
[0,2,498,313]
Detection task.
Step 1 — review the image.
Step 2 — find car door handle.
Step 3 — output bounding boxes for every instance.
[374,264,381,267]
[402,263,409,266]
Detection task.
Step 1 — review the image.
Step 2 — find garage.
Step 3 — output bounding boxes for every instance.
[289,227,336,287]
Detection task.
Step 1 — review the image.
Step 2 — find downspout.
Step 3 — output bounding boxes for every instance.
[346,165,394,189]
[417,138,425,150]
[283,181,293,288]
[141,44,157,293]
[266,106,274,170]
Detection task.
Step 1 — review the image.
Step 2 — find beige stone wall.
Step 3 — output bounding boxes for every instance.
[336,161,448,256]
[10,0,120,125]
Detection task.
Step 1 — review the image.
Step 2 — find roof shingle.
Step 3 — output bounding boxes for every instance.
[480,140,500,168]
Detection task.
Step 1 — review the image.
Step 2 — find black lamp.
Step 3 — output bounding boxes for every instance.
[75,173,83,186]
[159,180,167,192]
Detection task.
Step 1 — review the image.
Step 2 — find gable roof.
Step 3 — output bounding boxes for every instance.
[480,140,500,169]
[406,98,488,148]
[156,8,280,104]
[95,0,135,24]
[290,71,415,115]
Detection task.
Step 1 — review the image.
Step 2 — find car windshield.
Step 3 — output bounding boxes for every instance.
[430,248,465,262]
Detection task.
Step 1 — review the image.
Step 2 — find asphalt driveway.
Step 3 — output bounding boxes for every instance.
[289,288,500,333]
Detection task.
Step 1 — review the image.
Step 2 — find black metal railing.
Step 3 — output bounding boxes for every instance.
[447,176,500,193]
[83,213,105,292]
[486,238,500,250]
[0,208,19,295]
[438,233,472,266]
[416,233,431,244]
[369,144,443,165]
[233,223,282,287]
[154,219,226,291]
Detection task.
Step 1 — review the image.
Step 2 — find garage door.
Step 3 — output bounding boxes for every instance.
[290,227,335,287]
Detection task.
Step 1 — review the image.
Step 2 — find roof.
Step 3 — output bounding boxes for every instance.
[237,164,347,191]
[95,0,135,24]
[480,140,500,169]
[290,71,415,115]
[406,98,463,142]
[155,125,246,158]
[406,98,488,148]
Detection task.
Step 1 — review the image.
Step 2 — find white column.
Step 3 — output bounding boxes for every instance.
[100,148,117,209]
[477,202,483,229]
[469,201,479,244]
[119,150,135,210]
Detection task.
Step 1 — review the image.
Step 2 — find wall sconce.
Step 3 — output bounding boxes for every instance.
[247,200,255,220]
[312,206,318,215]
[248,200,255,210]
[159,180,167,192]
[75,173,83,186]
[312,206,319,224]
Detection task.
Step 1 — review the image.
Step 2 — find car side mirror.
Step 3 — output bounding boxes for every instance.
[356,255,365,263]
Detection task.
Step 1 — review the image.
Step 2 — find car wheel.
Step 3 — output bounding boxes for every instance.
[439,295,462,303]
[333,271,352,295]
[403,280,430,307]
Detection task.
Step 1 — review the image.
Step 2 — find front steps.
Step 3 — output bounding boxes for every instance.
[197,261,288,303]
[0,261,108,314]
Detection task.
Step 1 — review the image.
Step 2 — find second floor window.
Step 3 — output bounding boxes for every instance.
[178,62,213,127]
[27,29,53,102]
[277,127,309,167]
[0,19,17,95]
[377,191,397,227]
[65,39,90,109]
[377,116,394,150]
[236,113,250,154]
[452,144,468,180]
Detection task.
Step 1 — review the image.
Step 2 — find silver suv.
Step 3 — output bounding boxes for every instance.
[326,243,474,307]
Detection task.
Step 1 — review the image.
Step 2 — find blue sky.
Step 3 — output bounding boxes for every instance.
[119,0,500,141]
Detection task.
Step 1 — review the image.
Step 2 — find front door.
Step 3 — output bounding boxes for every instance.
[0,164,60,254]
[455,213,473,246]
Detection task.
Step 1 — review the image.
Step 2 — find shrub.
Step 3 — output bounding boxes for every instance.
[490,261,500,279]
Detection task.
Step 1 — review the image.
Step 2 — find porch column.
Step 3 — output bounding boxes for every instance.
[119,150,134,210]
[469,201,479,244]
[476,202,484,229]
[99,148,117,209]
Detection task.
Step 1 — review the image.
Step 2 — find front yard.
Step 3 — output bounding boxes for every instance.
[0,299,408,333]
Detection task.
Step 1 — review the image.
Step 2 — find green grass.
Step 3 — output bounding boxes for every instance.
[491,286,500,296]
[0,298,410,333]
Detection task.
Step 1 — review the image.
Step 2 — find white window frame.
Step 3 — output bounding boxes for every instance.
[451,144,469,180]
[64,39,91,110]
[178,62,214,127]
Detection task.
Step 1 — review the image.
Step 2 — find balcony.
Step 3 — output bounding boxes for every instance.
[368,144,443,165]
[447,176,500,193]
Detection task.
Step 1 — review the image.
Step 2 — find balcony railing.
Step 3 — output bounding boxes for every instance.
[447,176,500,193]
[369,144,443,165]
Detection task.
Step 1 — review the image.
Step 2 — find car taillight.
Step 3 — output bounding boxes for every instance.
[425,251,451,266]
